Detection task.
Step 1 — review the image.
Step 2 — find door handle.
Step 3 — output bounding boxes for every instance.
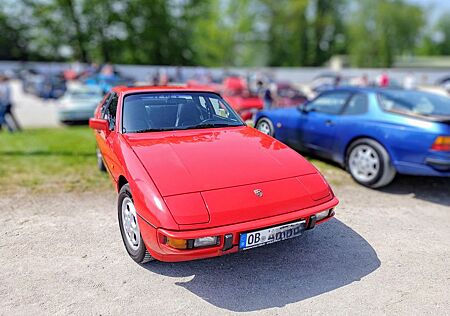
[325,120,335,126]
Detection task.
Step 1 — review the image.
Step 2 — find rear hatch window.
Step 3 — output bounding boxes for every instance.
[378,90,450,121]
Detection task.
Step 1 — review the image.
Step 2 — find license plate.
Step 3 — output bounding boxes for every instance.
[239,220,306,250]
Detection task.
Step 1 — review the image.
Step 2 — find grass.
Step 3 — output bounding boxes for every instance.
[0,126,348,195]
[0,127,111,195]
[305,157,351,187]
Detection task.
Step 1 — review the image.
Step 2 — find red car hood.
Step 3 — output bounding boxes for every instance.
[124,126,317,197]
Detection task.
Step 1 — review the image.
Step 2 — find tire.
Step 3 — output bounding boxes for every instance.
[346,138,396,188]
[256,117,275,136]
[118,184,154,264]
[96,147,107,172]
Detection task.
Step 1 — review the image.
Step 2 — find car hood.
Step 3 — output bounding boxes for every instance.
[124,126,317,197]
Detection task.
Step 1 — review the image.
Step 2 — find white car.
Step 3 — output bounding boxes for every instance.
[57,84,104,124]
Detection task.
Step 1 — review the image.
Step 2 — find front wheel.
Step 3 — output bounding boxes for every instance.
[118,184,154,264]
[346,138,396,188]
[256,118,274,136]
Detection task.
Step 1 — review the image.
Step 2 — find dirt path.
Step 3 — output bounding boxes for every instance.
[1,176,449,315]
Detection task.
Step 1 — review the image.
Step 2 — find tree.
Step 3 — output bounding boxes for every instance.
[0,10,30,60]
[348,0,425,67]
[260,0,346,67]
[418,12,450,56]
[309,0,346,66]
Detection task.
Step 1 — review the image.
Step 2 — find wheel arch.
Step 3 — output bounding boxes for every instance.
[117,175,128,192]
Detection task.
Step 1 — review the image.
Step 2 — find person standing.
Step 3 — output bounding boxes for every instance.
[0,97,6,132]
[403,72,416,90]
[263,82,277,110]
[378,71,390,87]
[0,75,18,132]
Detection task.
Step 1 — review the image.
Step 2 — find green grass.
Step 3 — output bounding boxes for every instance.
[305,157,351,186]
[0,127,111,195]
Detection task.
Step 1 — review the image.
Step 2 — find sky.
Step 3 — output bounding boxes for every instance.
[408,0,450,22]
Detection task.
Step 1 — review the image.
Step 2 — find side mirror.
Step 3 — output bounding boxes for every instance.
[89,118,108,131]
[298,102,309,113]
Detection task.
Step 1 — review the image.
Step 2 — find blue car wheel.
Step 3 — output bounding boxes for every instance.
[256,118,274,137]
[346,138,396,188]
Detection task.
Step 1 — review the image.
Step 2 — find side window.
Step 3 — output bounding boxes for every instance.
[100,93,111,119]
[343,93,368,115]
[308,92,351,114]
[107,94,118,130]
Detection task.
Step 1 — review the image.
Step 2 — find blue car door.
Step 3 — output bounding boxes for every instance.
[301,91,351,157]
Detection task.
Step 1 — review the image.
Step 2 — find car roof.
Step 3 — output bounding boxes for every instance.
[111,85,218,95]
[325,86,405,94]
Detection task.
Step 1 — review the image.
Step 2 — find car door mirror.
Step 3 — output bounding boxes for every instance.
[297,101,308,112]
[89,118,109,132]
[298,102,313,114]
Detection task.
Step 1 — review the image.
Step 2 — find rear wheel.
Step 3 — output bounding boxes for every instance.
[118,184,154,264]
[256,118,274,136]
[346,138,396,188]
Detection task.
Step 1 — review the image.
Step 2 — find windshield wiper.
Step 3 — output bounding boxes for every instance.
[132,128,177,133]
[188,123,242,129]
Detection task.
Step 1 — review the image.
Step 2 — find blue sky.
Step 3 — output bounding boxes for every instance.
[408,0,450,22]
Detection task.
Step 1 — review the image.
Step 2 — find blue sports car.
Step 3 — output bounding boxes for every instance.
[255,87,450,188]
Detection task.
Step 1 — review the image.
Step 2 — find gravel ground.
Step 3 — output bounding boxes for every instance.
[0,176,449,315]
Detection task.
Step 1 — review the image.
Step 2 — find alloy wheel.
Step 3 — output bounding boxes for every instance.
[121,197,141,251]
[348,144,380,183]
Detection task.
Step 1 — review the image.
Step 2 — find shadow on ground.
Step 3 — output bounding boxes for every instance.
[380,175,450,206]
[143,219,380,312]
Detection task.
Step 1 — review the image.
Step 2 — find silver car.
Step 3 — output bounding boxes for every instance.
[57,85,104,124]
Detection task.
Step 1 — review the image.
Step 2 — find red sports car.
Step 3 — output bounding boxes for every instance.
[89,86,338,263]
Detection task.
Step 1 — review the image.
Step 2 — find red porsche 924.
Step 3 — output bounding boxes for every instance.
[89,86,338,263]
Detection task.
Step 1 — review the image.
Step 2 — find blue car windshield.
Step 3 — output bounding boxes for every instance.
[122,92,244,133]
[378,90,450,117]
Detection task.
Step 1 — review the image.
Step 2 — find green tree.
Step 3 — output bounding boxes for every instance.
[0,10,30,60]
[348,0,424,67]
[262,0,309,66]
[418,12,450,56]
[261,0,346,67]
[309,0,346,66]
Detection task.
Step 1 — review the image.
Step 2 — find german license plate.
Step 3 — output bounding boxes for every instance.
[239,220,306,250]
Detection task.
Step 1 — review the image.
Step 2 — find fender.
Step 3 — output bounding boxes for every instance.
[117,133,179,230]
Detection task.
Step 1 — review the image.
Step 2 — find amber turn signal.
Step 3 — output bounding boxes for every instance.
[165,237,187,249]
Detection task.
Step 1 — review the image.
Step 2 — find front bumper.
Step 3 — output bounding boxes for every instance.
[138,196,338,262]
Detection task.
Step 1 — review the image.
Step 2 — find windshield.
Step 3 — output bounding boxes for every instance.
[122,92,244,133]
[378,90,450,117]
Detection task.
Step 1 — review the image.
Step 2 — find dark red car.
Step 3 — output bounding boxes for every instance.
[89,86,338,263]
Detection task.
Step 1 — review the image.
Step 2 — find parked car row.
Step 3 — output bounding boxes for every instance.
[86,80,450,264]
[21,69,67,99]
